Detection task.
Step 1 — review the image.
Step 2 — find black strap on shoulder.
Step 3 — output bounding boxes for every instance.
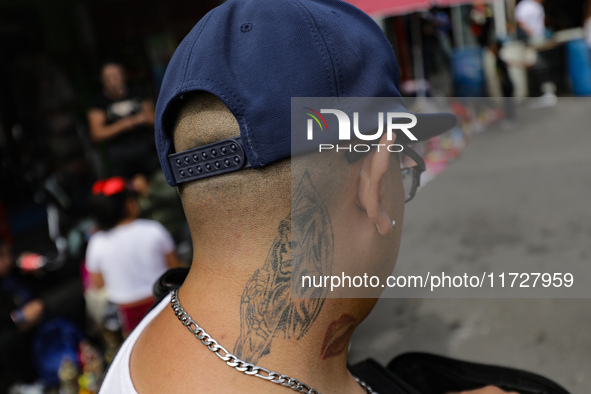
[387,352,570,394]
[349,359,420,394]
[152,267,189,304]
[351,354,570,394]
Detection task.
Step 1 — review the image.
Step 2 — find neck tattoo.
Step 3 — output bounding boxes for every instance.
[170,289,377,394]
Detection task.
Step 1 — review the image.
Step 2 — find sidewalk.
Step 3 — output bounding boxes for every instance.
[349,99,591,393]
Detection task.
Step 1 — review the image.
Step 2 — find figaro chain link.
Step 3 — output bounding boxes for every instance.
[170,288,377,394]
[171,289,319,393]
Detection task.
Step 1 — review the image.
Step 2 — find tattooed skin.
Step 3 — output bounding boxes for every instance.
[320,314,356,360]
[234,171,333,363]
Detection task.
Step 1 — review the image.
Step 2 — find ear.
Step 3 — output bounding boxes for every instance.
[357,134,394,236]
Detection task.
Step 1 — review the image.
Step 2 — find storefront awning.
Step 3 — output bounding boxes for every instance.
[346,0,490,18]
[435,0,486,6]
[345,0,431,17]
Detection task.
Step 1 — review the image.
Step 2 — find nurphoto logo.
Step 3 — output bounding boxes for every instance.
[305,108,418,153]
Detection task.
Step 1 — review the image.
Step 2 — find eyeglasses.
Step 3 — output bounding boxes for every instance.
[398,143,425,203]
[91,177,127,197]
[345,142,425,203]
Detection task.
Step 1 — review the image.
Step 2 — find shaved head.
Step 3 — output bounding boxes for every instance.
[172,92,291,241]
[171,91,351,270]
[173,92,240,152]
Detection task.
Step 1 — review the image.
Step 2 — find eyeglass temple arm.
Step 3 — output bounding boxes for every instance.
[399,143,426,173]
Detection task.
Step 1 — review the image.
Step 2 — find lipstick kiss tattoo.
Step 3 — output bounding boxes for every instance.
[320,314,356,360]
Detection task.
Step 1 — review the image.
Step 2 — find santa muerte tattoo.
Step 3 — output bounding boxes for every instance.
[234,171,333,363]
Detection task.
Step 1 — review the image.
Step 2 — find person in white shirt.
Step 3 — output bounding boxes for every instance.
[515,0,559,106]
[515,0,546,42]
[86,177,180,336]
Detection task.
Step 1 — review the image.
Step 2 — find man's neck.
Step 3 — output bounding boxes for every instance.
[131,169,375,392]
[173,203,370,392]
[131,214,372,394]
[174,269,368,394]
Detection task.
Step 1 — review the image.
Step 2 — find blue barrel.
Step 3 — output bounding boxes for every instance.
[567,38,591,96]
[451,47,485,97]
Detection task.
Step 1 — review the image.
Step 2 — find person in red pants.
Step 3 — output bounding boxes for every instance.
[86,177,180,336]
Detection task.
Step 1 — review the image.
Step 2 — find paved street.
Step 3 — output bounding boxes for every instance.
[349,99,591,393]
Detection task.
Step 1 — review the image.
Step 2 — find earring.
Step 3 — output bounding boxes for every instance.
[391,220,396,228]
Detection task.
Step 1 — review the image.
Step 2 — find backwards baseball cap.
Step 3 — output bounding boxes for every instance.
[155,0,457,186]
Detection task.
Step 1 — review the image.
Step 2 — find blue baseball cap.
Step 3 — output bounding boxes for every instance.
[155,0,456,186]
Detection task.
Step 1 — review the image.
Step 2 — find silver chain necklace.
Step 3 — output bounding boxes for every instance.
[170,289,377,394]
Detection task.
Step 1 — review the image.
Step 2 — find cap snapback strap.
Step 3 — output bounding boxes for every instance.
[168,137,251,184]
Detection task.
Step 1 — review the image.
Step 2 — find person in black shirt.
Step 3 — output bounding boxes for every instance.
[87,62,159,178]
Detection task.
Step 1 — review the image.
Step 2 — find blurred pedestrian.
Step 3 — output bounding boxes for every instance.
[584,0,591,49]
[470,2,494,47]
[433,7,452,58]
[515,0,546,43]
[515,0,558,105]
[87,62,159,178]
[490,40,517,127]
[86,177,180,336]
[132,171,192,264]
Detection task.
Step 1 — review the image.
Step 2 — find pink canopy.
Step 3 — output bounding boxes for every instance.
[435,0,483,6]
[346,0,483,17]
[345,0,431,17]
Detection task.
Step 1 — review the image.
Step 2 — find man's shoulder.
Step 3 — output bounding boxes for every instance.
[127,296,283,394]
[127,292,201,393]
[100,293,171,393]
